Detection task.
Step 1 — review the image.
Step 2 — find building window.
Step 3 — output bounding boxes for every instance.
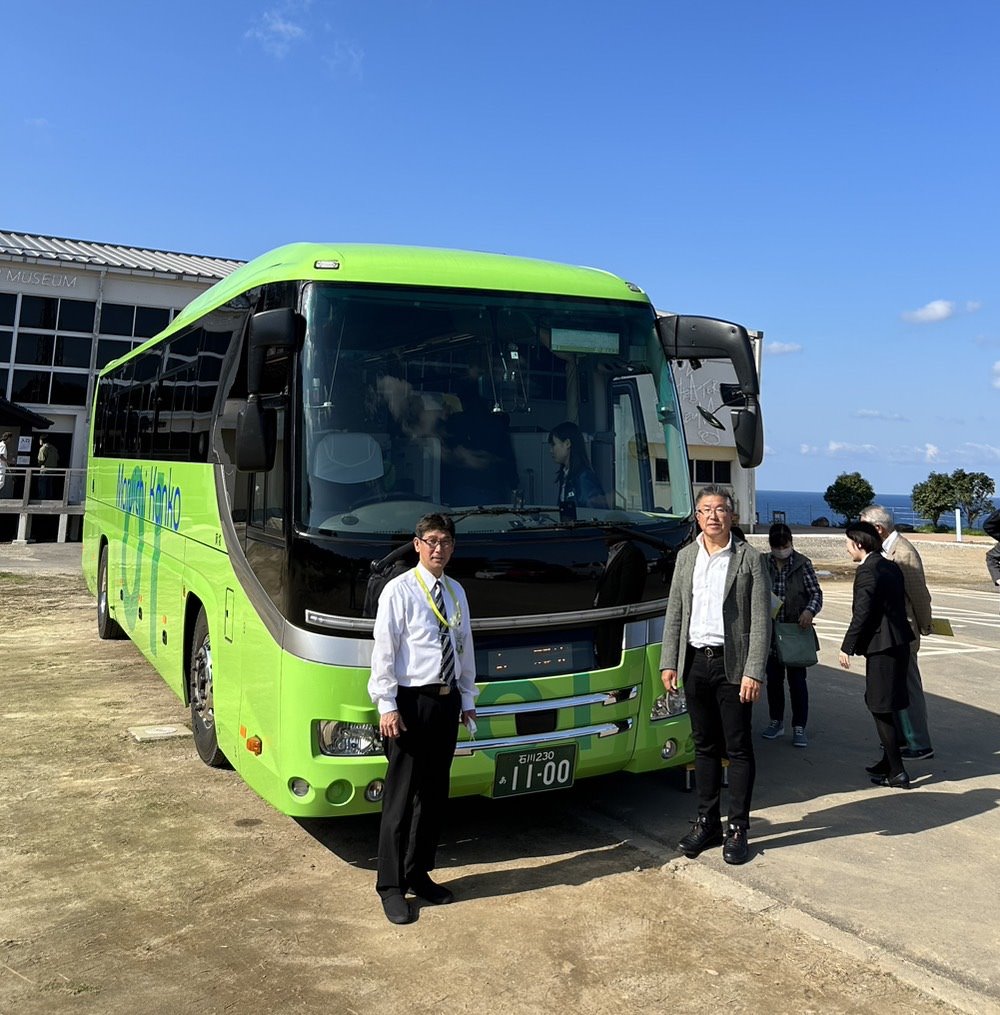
[134,306,171,338]
[19,295,58,330]
[655,457,669,483]
[14,333,55,367]
[0,330,11,362]
[100,303,135,336]
[11,369,50,403]
[50,371,90,406]
[689,458,733,485]
[0,292,15,327]
[96,339,132,369]
[58,299,97,333]
[55,335,94,369]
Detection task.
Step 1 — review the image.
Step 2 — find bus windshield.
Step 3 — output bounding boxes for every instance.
[297,284,691,539]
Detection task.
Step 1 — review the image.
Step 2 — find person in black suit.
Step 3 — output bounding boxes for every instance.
[838,521,916,789]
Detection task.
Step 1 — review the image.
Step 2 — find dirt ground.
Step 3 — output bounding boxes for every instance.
[0,542,984,1014]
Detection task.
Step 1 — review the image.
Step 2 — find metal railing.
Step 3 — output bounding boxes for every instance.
[0,468,86,543]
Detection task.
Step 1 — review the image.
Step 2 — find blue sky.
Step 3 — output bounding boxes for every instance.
[3,1,998,494]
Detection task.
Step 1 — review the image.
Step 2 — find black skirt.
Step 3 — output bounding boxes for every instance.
[864,646,910,713]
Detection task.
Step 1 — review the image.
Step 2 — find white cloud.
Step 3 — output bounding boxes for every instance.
[992,361,1000,389]
[854,409,907,422]
[966,301,983,313]
[827,441,877,455]
[923,443,940,462]
[901,299,954,324]
[765,341,802,356]
[246,8,308,58]
[799,444,818,455]
[956,442,1000,461]
[324,39,364,77]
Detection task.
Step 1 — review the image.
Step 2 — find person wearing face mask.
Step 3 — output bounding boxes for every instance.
[760,524,823,748]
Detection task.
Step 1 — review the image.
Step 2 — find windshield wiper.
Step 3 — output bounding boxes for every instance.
[446,506,551,523]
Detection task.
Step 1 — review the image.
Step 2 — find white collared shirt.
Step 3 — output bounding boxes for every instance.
[687,533,733,647]
[881,529,899,556]
[368,562,478,715]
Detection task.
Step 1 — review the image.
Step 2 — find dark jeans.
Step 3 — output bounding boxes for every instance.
[765,652,808,728]
[376,684,460,898]
[683,648,756,829]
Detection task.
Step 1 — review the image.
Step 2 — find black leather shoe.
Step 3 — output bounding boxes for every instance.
[901,747,933,760]
[678,817,723,858]
[870,771,912,789]
[865,756,890,776]
[409,876,454,905]
[381,893,413,924]
[722,824,750,865]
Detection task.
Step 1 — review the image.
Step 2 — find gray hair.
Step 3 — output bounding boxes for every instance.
[860,504,894,532]
[695,484,735,513]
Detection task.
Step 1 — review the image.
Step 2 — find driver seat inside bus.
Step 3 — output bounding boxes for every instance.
[311,432,385,520]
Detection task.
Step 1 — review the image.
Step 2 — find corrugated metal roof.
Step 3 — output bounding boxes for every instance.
[0,229,245,281]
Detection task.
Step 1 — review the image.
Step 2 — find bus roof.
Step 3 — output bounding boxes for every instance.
[169,242,650,334]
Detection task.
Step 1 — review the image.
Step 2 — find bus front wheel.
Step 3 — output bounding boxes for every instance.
[97,544,126,640]
[189,608,228,768]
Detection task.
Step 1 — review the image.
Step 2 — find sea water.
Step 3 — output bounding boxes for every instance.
[756,490,1000,528]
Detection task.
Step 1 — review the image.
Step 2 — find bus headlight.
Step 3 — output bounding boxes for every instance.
[317,721,385,757]
[650,691,686,722]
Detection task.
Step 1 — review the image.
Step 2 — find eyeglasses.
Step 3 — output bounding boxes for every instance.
[696,506,732,518]
[416,536,455,550]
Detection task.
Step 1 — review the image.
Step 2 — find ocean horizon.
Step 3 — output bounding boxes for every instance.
[755,489,1000,528]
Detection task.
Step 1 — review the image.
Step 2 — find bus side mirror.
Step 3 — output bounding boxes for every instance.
[235,395,277,472]
[248,308,298,395]
[731,401,763,469]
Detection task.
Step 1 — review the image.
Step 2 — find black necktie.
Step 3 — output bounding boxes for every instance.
[434,580,456,687]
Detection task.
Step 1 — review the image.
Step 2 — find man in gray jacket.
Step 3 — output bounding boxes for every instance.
[661,485,771,865]
[860,506,934,759]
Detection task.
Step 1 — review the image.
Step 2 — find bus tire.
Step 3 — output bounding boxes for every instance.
[97,543,126,640]
[189,608,228,768]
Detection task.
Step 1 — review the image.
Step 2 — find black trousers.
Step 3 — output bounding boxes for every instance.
[684,648,756,829]
[376,684,460,898]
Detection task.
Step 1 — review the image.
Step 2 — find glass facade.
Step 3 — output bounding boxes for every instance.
[0,289,179,409]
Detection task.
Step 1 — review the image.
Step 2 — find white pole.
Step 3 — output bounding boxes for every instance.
[955,507,963,543]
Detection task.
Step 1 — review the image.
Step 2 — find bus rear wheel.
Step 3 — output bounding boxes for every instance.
[97,544,126,640]
[189,608,228,768]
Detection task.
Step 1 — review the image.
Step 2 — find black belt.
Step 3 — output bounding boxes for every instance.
[399,683,456,697]
[689,644,723,659]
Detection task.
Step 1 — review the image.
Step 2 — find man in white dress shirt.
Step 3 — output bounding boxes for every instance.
[369,513,478,924]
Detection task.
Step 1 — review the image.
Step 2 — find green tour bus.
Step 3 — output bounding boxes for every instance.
[82,243,763,817]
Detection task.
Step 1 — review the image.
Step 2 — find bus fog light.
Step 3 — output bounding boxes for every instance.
[650,691,686,722]
[661,739,678,760]
[364,779,385,803]
[318,721,385,757]
[290,778,311,797]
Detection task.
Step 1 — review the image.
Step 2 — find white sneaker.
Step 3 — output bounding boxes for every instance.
[761,720,784,740]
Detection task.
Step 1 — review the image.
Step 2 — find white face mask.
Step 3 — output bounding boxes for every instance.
[772,546,793,560]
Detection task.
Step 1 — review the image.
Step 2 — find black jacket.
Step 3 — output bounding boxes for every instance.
[841,553,914,656]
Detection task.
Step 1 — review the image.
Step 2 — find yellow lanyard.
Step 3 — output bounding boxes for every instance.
[413,569,462,630]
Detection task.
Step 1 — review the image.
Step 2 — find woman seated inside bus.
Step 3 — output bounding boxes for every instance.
[548,421,607,509]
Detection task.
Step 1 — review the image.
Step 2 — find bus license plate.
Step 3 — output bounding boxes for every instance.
[492,744,577,798]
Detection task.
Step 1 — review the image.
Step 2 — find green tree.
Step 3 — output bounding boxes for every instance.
[911,472,956,527]
[950,469,996,527]
[824,472,875,524]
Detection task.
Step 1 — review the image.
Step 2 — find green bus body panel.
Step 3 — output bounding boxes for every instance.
[108,243,650,370]
[82,242,692,819]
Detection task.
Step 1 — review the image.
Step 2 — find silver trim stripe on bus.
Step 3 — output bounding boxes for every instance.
[453,718,633,756]
[474,687,637,716]
[304,598,669,635]
[282,616,665,669]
